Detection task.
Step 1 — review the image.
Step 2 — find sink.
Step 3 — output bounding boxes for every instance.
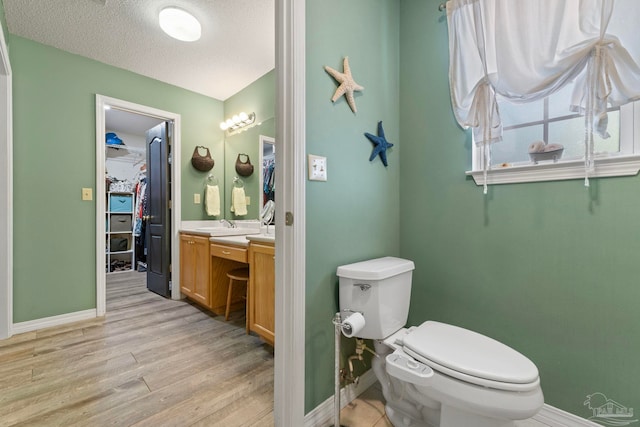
[194,227,260,237]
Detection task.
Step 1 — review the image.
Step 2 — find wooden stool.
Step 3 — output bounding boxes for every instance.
[225,267,250,333]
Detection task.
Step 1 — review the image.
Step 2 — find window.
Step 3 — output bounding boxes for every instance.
[467,85,640,186]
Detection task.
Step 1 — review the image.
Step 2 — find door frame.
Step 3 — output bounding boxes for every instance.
[95,95,182,315]
[275,0,306,424]
[0,22,13,340]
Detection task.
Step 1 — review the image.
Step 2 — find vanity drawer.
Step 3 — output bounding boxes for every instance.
[210,243,247,263]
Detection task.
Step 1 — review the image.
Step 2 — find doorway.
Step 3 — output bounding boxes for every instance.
[0,19,11,340]
[95,95,183,316]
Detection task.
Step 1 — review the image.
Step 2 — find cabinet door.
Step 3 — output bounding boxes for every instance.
[180,235,197,296]
[191,236,211,307]
[180,234,211,308]
[249,243,275,345]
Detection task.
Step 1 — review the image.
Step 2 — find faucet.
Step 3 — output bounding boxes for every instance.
[220,219,236,228]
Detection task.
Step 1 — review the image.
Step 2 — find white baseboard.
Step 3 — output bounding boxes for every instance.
[534,404,602,427]
[304,369,599,427]
[304,369,377,427]
[11,309,97,335]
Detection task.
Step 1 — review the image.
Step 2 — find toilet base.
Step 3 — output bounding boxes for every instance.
[372,340,541,427]
[440,405,515,427]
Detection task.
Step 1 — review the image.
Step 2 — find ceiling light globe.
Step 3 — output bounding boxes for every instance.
[159,7,201,42]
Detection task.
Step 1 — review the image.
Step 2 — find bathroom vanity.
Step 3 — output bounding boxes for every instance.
[179,226,275,344]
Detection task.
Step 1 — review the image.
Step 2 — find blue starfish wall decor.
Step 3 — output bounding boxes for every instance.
[364,121,394,167]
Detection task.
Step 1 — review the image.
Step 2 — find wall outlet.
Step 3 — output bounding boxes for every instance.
[245,196,250,205]
[194,193,201,204]
[82,188,93,201]
[308,154,327,181]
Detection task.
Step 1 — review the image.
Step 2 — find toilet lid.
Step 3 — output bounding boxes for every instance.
[402,321,539,386]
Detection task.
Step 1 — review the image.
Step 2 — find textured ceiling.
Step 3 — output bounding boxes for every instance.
[3,0,275,101]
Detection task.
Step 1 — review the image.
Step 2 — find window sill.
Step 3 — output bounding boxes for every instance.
[466,155,640,186]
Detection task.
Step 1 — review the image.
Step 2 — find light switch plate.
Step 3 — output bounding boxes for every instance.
[194,193,201,204]
[245,196,250,205]
[82,188,93,201]
[308,154,327,181]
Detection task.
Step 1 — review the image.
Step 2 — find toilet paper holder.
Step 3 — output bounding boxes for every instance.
[331,309,364,427]
[337,310,362,336]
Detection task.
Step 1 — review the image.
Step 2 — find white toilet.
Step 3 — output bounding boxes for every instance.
[337,257,544,427]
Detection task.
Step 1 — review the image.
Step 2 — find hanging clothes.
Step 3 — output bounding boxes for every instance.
[263,158,275,204]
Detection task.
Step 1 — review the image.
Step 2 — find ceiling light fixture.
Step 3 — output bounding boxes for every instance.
[159,7,201,42]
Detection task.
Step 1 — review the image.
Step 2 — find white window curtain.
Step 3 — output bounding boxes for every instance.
[446,0,640,189]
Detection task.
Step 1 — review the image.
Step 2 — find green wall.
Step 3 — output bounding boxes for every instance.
[399,0,640,420]
[305,0,400,412]
[223,70,276,219]
[10,36,223,322]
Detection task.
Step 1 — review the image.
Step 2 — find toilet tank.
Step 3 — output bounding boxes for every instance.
[337,257,415,340]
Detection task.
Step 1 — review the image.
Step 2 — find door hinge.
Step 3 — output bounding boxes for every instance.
[169,280,173,291]
[285,211,294,226]
[169,200,172,210]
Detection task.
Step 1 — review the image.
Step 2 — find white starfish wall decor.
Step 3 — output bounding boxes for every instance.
[324,56,364,113]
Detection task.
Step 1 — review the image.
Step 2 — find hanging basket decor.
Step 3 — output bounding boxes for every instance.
[235,153,254,177]
[191,146,215,172]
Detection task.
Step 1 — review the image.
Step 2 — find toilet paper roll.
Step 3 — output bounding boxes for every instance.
[341,312,366,338]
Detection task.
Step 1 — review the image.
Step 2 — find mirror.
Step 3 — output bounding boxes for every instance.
[224,117,275,219]
[260,135,276,211]
[261,200,275,233]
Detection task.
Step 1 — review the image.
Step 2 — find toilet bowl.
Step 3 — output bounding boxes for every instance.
[336,257,544,427]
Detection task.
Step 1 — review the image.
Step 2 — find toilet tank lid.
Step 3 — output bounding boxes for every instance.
[337,257,415,281]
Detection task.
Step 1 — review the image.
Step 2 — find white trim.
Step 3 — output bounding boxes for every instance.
[274,0,306,425]
[96,95,182,317]
[304,370,378,427]
[467,155,640,186]
[0,19,12,339]
[534,404,602,427]
[11,309,97,335]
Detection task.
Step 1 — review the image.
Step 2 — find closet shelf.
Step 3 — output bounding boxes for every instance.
[106,144,145,154]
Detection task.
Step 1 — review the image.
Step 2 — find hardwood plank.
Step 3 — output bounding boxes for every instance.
[188,382,274,427]
[0,271,274,426]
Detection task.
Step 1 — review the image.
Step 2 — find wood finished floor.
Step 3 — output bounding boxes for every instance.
[0,271,274,427]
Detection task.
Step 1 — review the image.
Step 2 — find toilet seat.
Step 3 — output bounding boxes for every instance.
[402,321,540,392]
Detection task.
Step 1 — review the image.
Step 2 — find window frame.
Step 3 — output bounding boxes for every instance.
[466,101,640,185]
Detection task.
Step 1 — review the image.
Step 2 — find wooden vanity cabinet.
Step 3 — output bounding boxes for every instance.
[248,241,275,345]
[179,233,211,308]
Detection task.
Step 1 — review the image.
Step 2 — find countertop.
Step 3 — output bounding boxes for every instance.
[180,221,274,247]
[208,233,275,247]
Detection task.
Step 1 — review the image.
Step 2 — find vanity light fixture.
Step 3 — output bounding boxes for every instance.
[220,112,256,133]
[159,7,201,42]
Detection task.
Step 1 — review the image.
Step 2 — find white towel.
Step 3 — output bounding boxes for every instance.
[205,185,220,216]
[231,187,247,216]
